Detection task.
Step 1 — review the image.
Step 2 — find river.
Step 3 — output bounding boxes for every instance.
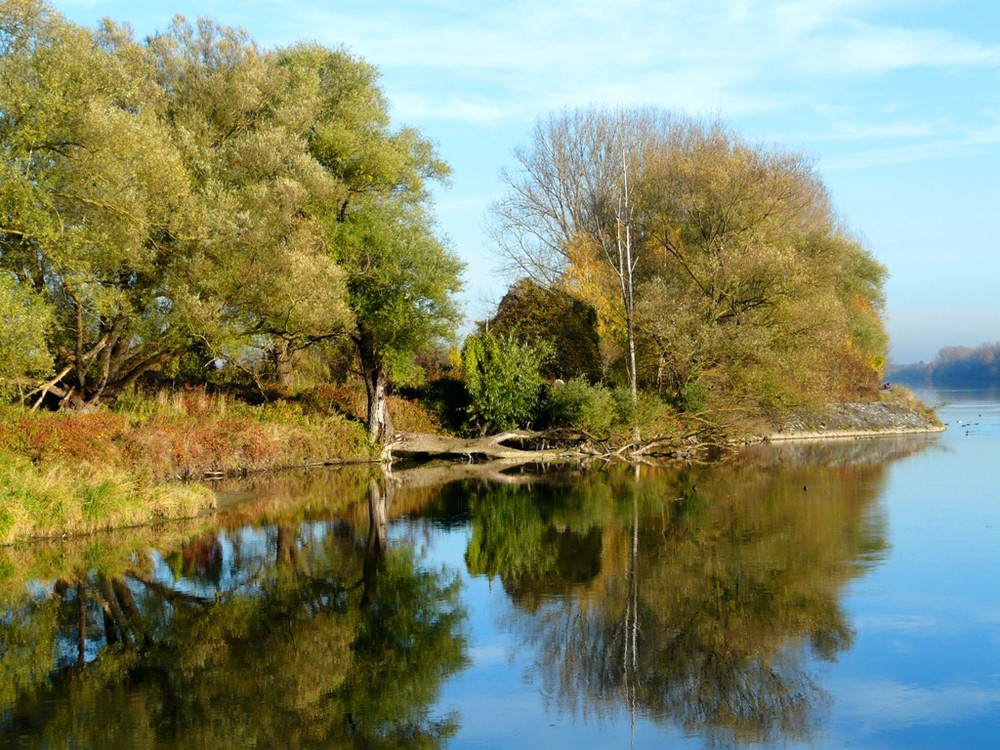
[1,389,998,748]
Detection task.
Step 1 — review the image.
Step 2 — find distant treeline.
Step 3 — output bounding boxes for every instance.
[891,342,1000,387]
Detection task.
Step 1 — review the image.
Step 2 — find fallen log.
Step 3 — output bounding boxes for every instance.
[385,430,573,463]
[384,429,707,464]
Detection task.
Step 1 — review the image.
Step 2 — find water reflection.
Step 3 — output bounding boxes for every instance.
[0,468,467,749]
[447,437,932,746]
[0,435,937,748]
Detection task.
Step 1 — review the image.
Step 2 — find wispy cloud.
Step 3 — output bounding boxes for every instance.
[64,1,1000,139]
[804,23,1000,76]
[823,136,1000,170]
[281,0,1000,150]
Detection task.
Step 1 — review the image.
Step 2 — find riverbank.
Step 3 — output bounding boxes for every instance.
[0,386,941,546]
[0,391,380,546]
[761,388,944,442]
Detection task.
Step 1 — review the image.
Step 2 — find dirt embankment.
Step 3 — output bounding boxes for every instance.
[764,395,945,442]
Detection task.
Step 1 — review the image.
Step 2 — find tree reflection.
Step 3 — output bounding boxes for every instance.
[0,473,467,749]
[465,444,909,746]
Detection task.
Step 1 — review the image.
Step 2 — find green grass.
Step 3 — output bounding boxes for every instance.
[0,449,215,545]
[0,387,387,545]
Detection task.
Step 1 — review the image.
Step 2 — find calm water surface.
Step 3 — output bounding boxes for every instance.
[2,390,998,748]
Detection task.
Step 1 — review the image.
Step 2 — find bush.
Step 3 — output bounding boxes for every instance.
[680,380,711,413]
[462,333,551,435]
[544,379,678,440]
[545,378,617,435]
[614,388,676,437]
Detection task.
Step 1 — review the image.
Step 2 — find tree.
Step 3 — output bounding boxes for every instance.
[486,278,601,382]
[329,198,463,444]
[143,22,354,390]
[489,108,889,423]
[489,109,659,406]
[0,4,356,406]
[294,44,463,444]
[0,4,464,414]
[636,123,888,411]
[0,2,200,407]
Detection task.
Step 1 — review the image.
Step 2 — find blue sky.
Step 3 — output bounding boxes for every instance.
[56,0,1000,363]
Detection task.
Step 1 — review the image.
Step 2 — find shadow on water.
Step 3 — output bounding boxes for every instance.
[0,433,937,748]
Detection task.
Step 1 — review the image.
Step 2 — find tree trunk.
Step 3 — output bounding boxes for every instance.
[274,340,295,391]
[358,333,394,445]
[98,573,132,649]
[616,146,640,442]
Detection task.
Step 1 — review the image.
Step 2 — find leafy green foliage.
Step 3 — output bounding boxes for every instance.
[279,42,462,441]
[544,378,617,434]
[330,198,463,386]
[0,3,198,406]
[0,274,52,400]
[0,2,461,420]
[461,333,551,434]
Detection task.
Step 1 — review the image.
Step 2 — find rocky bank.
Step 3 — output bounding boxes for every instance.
[765,392,945,442]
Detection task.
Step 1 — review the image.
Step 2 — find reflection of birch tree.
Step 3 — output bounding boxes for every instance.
[480,457,890,746]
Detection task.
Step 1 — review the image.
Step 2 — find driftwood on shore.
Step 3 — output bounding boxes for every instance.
[381,395,945,466]
[383,428,710,465]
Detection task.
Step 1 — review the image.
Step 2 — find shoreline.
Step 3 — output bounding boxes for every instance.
[762,424,946,442]
[757,392,944,443]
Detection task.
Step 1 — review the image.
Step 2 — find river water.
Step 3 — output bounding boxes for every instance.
[1,390,998,748]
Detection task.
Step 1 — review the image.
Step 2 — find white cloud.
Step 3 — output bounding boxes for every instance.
[805,23,1000,76]
[282,0,1000,140]
[390,93,510,126]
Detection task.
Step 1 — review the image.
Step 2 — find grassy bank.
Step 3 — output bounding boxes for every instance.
[0,386,402,545]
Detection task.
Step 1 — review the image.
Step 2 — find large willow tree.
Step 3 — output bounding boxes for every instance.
[0,0,199,408]
[490,108,888,423]
[0,0,461,436]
